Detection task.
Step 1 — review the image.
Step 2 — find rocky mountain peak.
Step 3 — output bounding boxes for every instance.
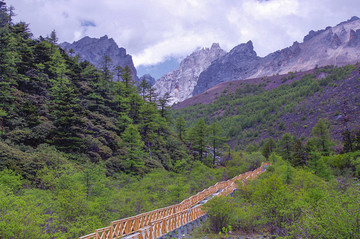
[60,35,138,81]
[210,42,221,50]
[192,17,360,96]
[153,43,226,105]
[229,41,257,57]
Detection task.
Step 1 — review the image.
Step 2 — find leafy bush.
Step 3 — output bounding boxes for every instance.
[203,196,235,233]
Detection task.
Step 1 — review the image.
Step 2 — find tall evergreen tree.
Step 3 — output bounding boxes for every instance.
[208,122,227,165]
[138,76,150,99]
[0,109,6,141]
[49,76,84,152]
[188,119,208,162]
[158,93,171,118]
[122,124,145,174]
[261,137,277,159]
[310,119,333,156]
[120,65,133,92]
[175,117,186,141]
[101,55,113,83]
[279,133,294,161]
[292,138,308,166]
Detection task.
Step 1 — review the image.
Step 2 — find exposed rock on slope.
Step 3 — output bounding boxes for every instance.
[193,41,260,95]
[140,74,156,86]
[193,16,360,95]
[60,35,138,81]
[153,43,226,105]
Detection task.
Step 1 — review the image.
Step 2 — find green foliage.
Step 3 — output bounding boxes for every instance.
[203,196,235,233]
[208,122,227,165]
[175,116,186,141]
[309,118,333,156]
[121,124,145,174]
[279,132,294,161]
[173,65,356,148]
[261,137,276,159]
[188,119,208,162]
[0,3,187,174]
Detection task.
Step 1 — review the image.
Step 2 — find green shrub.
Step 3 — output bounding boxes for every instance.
[203,196,235,233]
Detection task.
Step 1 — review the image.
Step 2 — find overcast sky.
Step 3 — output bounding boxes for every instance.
[7,0,360,69]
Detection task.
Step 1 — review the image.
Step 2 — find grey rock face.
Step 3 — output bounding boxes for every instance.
[193,41,260,95]
[140,74,156,86]
[60,35,138,81]
[193,17,360,96]
[153,43,226,105]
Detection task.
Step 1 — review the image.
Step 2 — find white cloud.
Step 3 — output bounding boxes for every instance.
[6,0,360,67]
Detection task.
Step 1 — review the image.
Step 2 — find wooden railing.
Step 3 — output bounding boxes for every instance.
[79,162,270,239]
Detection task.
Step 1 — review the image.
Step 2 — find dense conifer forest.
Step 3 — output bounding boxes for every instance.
[1,1,360,238]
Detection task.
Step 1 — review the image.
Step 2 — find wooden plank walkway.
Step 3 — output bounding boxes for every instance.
[79,162,270,239]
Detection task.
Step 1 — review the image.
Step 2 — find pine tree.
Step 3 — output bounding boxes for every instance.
[261,137,276,159]
[188,119,208,162]
[120,65,133,92]
[208,122,227,165]
[49,76,84,152]
[175,117,186,141]
[138,76,150,99]
[292,138,308,166]
[122,124,145,174]
[101,55,113,83]
[0,1,10,27]
[279,133,294,161]
[158,93,171,118]
[0,108,7,141]
[311,119,333,156]
[48,29,58,54]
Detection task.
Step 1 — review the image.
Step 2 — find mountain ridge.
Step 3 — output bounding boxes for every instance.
[153,43,226,105]
[60,35,139,81]
[194,16,360,95]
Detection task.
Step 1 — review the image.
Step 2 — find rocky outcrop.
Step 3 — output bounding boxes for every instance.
[193,16,360,96]
[60,35,138,81]
[153,43,226,105]
[140,74,156,86]
[193,41,260,95]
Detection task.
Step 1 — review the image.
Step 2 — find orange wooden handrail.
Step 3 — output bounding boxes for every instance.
[79,162,270,239]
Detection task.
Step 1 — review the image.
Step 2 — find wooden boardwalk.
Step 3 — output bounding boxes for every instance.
[79,162,270,239]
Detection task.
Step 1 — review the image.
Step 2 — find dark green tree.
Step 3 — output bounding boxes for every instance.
[279,133,294,161]
[122,124,145,174]
[138,76,150,99]
[342,129,354,153]
[0,109,6,141]
[208,122,227,165]
[261,137,277,159]
[48,29,58,54]
[120,65,133,91]
[101,55,113,83]
[158,93,171,118]
[175,117,186,141]
[0,1,10,27]
[188,119,208,162]
[146,86,158,103]
[49,76,84,152]
[291,137,308,166]
[310,119,333,156]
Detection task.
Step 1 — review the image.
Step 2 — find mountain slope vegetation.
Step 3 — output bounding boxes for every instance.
[1,1,360,238]
[173,64,360,150]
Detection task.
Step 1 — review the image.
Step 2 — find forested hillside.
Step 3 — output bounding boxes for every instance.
[0,2,218,237]
[1,1,360,238]
[0,2,189,176]
[173,64,360,150]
